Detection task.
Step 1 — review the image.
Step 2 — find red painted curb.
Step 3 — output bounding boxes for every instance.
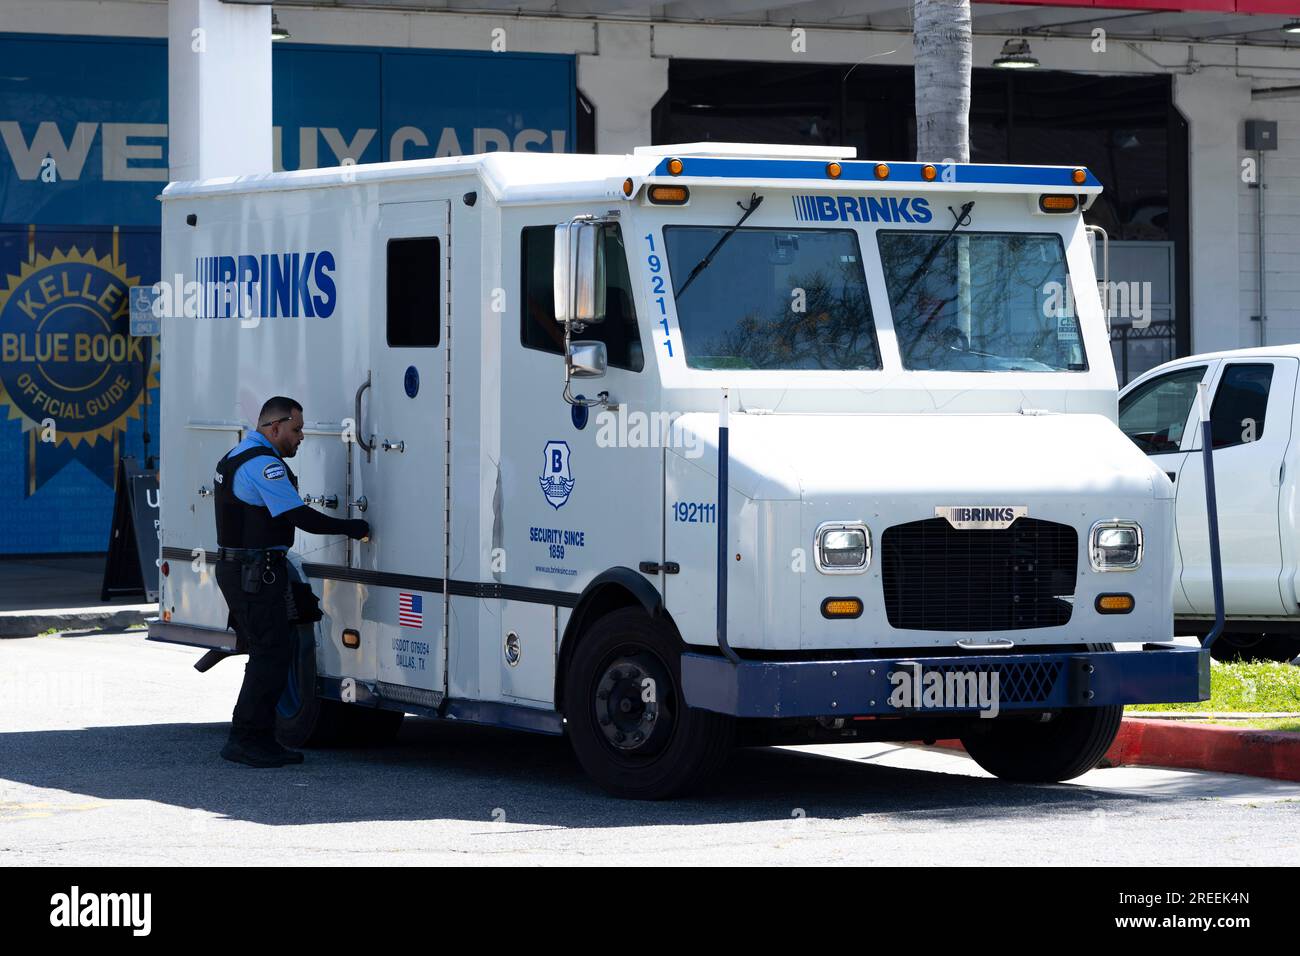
[933,717,1300,782]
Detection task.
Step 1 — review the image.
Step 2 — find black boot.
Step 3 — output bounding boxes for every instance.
[221,735,292,768]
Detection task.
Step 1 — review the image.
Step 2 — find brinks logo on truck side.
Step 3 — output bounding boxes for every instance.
[793,195,933,224]
[189,250,337,319]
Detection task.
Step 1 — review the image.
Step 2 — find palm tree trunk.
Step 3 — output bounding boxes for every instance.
[912,0,972,163]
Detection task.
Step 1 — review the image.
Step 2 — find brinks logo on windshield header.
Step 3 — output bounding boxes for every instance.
[793,195,933,224]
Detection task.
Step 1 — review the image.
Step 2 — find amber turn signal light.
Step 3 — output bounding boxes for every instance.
[821,597,864,619]
[1095,594,1135,614]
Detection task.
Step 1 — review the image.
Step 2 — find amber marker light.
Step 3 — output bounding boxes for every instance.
[922,164,938,181]
[1039,194,1079,213]
[648,185,690,204]
[667,157,684,176]
[874,163,890,179]
[1072,167,1088,185]
[826,161,842,179]
[622,178,634,196]
[342,628,362,648]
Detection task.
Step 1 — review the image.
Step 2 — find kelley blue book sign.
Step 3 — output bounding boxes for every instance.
[0,33,575,553]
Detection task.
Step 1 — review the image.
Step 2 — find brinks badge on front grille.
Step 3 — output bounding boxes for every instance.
[935,506,1028,530]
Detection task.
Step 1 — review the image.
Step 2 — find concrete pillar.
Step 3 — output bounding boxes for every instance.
[577,23,667,155]
[1173,72,1252,354]
[168,0,273,181]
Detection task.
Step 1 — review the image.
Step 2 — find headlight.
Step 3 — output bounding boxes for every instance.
[815,522,871,573]
[1089,520,1143,571]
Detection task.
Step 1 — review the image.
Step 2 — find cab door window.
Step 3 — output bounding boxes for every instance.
[1210,364,1273,449]
[1118,365,1206,454]
[520,223,644,371]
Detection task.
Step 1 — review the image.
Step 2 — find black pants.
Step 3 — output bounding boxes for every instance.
[216,559,293,745]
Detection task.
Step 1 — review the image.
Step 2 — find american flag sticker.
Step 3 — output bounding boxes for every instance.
[398,592,423,629]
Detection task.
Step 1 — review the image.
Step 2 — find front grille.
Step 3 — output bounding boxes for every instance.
[881,518,1078,631]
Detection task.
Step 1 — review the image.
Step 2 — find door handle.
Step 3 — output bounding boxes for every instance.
[382,439,406,453]
[304,494,339,509]
[349,496,368,514]
[354,373,374,462]
[197,485,213,498]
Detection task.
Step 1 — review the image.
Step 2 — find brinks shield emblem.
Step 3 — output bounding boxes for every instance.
[539,440,575,510]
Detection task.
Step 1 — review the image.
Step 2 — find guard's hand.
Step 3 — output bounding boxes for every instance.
[345,519,371,541]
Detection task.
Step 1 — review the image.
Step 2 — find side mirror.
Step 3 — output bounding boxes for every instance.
[554,220,607,325]
[567,341,607,378]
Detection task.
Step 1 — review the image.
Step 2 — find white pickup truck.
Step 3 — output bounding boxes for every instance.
[1119,344,1300,662]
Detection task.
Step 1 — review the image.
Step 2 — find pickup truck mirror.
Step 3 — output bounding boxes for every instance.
[554,220,607,325]
[567,341,607,378]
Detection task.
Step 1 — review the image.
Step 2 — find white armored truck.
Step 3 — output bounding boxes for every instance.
[151,143,1209,798]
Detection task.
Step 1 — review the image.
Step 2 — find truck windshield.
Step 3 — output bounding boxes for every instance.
[663,226,881,370]
[878,231,1087,372]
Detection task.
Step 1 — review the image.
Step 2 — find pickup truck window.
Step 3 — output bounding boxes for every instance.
[878,231,1085,372]
[1118,365,1206,454]
[520,224,644,372]
[662,226,881,371]
[1211,363,1273,449]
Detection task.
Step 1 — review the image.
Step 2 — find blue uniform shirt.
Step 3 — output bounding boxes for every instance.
[226,432,305,525]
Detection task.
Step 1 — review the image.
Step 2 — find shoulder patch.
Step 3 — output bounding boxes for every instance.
[262,462,286,481]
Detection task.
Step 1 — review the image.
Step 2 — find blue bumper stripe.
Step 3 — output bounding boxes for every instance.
[680,646,1210,719]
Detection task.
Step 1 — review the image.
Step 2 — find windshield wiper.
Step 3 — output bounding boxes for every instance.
[674,193,764,300]
[890,200,975,308]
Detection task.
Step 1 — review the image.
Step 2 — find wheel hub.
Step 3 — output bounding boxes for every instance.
[595,654,670,753]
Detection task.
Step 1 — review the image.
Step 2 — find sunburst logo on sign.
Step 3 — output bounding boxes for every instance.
[0,246,157,489]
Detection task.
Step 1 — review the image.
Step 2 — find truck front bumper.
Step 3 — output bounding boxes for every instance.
[680,645,1210,719]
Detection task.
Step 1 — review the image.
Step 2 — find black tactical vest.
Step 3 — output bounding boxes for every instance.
[213,445,298,550]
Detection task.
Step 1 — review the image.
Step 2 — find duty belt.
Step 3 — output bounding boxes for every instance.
[217,547,287,563]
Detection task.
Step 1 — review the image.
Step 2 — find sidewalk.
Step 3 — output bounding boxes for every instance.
[0,556,153,638]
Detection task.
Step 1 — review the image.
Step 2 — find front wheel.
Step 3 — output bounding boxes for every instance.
[959,704,1123,783]
[564,608,734,799]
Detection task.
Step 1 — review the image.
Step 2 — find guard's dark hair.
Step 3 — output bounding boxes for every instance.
[258,396,302,427]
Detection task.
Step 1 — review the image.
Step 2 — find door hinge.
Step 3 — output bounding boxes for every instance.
[639,561,680,575]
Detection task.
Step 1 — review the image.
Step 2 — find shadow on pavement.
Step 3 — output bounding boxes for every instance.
[0,716,1149,828]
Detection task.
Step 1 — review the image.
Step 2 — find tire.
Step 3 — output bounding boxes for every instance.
[564,607,734,799]
[960,704,1123,783]
[275,624,405,748]
[1210,633,1300,664]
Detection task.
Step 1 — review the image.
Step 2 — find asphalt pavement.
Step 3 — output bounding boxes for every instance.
[1,630,1297,866]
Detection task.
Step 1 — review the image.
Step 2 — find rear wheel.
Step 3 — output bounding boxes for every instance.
[1209,633,1300,663]
[564,608,734,799]
[276,624,405,748]
[960,704,1123,782]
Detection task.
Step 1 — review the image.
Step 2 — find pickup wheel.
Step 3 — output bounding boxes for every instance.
[1210,633,1300,664]
[564,608,734,799]
[959,704,1123,783]
[275,624,405,748]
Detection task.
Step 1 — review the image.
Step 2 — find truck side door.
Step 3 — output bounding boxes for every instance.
[1118,362,1214,615]
[355,200,451,699]
[1176,357,1299,615]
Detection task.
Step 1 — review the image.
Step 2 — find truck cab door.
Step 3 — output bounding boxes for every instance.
[1118,361,1216,615]
[1176,357,1298,616]
[354,200,450,701]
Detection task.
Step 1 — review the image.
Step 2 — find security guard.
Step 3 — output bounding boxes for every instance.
[214,396,369,768]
